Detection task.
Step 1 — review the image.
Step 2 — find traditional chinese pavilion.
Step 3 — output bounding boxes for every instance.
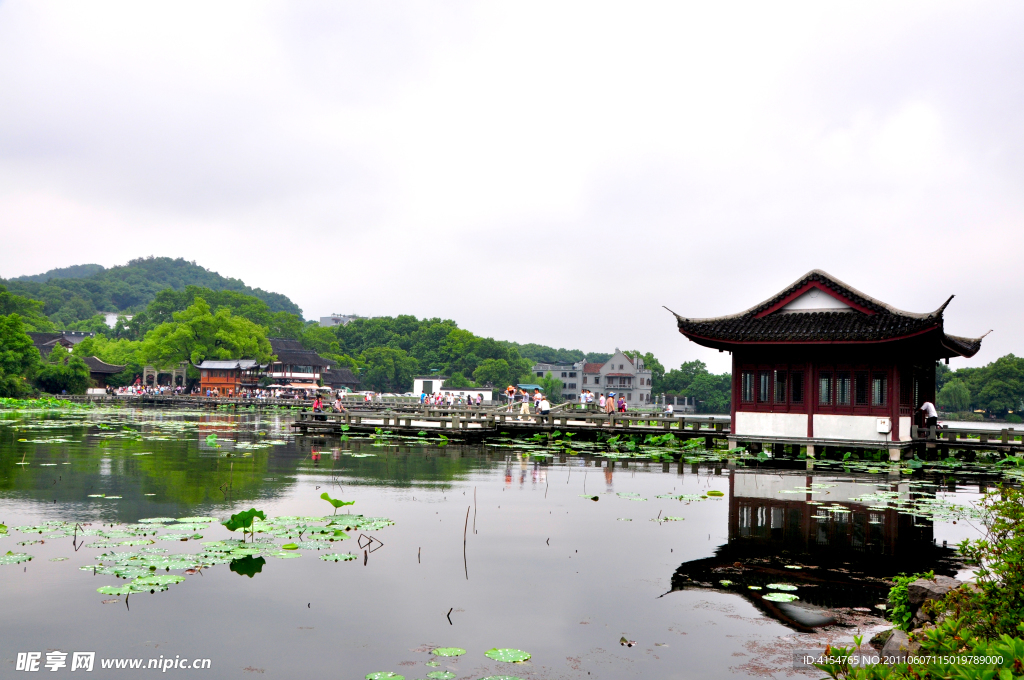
[670,270,985,447]
[196,359,261,396]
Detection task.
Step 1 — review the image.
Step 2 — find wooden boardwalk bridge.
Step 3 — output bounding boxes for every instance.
[50,395,1024,455]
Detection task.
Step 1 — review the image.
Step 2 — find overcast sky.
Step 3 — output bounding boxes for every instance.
[1,1,1021,373]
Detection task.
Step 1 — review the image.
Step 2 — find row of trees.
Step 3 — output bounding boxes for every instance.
[936,355,1024,417]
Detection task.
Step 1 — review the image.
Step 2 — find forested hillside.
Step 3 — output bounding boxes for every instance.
[1,257,302,328]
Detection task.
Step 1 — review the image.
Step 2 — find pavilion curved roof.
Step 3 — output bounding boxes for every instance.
[667,270,985,358]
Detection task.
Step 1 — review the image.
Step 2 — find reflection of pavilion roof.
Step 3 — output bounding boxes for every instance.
[660,470,962,631]
[665,540,958,632]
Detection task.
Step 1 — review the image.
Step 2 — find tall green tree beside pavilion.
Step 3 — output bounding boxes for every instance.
[137,298,273,367]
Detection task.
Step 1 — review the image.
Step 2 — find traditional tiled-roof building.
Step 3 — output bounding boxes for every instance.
[266,338,330,389]
[670,270,985,444]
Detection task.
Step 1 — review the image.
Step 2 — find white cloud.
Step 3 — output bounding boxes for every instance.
[0,0,1021,373]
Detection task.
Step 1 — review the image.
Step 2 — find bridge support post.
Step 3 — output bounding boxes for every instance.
[806,444,816,459]
[888,448,901,462]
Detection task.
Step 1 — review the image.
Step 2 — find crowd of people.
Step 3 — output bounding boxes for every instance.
[419,392,484,407]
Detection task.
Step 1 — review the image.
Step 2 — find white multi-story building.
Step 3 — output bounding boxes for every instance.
[579,350,653,406]
[531,350,653,405]
[530,362,583,401]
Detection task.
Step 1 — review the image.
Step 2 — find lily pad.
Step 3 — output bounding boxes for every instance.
[706,490,724,497]
[176,517,216,523]
[484,648,531,663]
[319,553,357,562]
[767,583,798,591]
[431,648,466,657]
[426,673,456,680]
[762,592,800,603]
[0,551,33,564]
[478,677,525,680]
[365,673,404,680]
[96,585,133,596]
[281,543,299,550]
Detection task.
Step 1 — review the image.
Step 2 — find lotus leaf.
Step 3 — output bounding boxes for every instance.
[767,583,798,591]
[0,551,33,564]
[484,648,530,663]
[762,592,800,602]
[281,543,299,550]
[431,648,466,657]
[424,661,439,667]
[426,673,456,680]
[134,574,185,587]
[365,673,403,680]
[223,508,266,534]
[319,553,357,562]
[139,517,177,524]
[176,517,216,523]
[320,492,355,515]
[719,580,733,586]
[49,556,69,562]
[266,550,301,559]
[706,490,724,497]
[478,677,525,680]
[97,585,133,596]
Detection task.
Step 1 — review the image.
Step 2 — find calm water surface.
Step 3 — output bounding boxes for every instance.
[0,408,990,679]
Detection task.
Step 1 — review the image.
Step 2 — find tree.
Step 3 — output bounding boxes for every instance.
[937,378,971,412]
[36,344,91,394]
[539,371,564,403]
[974,355,1024,415]
[137,298,272,367]
[0,314,41,378]
[359,347,418,392]
[0,286,54,331]
[660,360,709,394]
[472,358,514,387]
[72,335,144,387]
[624,350,665,386]
[685,371,731,414]
[444,371,471,388]
[0,314,41,396]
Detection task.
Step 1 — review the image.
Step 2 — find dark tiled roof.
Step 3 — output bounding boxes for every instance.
[83,356,125,374]
[271,350,329,367]
[670,270,984,358]
[322,368,360,387]
[268,338,330,367]
[269,338,305,353]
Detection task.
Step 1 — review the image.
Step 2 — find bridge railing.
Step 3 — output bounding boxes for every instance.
[912,425,1024,445]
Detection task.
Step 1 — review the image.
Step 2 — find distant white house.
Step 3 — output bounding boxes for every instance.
[319,314,362,328]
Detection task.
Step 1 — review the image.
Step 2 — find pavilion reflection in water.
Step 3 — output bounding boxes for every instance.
[666,470,958,631]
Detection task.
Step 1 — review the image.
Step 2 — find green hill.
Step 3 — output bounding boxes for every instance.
[11,263,106,283]
[1,257,302,327]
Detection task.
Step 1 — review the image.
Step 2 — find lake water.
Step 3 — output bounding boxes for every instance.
[0,407,1006,679]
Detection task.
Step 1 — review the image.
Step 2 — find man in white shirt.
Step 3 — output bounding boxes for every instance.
[539,396,551,415]
[918,400,938,429]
